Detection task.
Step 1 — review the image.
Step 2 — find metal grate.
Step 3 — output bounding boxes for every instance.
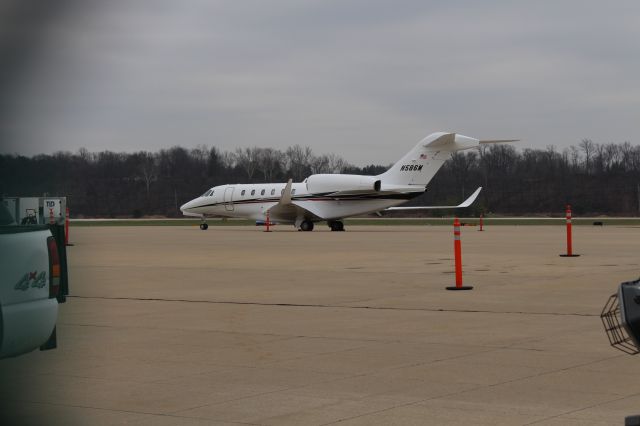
[601,293,640,355]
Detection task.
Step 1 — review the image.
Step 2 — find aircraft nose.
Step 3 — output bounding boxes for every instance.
[180,199,194,213]
[180,199,203,217]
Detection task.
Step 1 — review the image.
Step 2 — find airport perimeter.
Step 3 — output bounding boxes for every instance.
[3,224,640,425]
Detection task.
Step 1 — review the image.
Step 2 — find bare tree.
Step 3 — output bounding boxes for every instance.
[630,145,640,175]
[221,151,236,170]
[234,147,260,181]
[207,146,224,179]
[326,153,347,174]
[569,145,581,171]
[285,145,313,181]
[449,151,477,198]
[620,142,633,171]
[138,152,157,199]
[77,147,95,163]
[604,143,620,172]
[310,154,331,174]
[190,145,209,164]
[256,148,283,181]
[579,139,595,174]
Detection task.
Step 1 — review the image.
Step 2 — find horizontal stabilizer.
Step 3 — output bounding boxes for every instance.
[387,187,482,211]
[479,139,519,144]
[423,132,456,148]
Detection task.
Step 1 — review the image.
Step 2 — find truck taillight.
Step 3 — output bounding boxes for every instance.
[47,236,60,299]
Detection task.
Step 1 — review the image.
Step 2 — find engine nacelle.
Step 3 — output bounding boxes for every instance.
[306,174,381,194]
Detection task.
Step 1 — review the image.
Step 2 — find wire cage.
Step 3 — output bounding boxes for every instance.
[601,292,640,355]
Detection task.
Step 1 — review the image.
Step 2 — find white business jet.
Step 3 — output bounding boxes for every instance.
[180,132,515,231]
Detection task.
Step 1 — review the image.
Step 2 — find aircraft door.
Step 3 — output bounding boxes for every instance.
[223,187,235,211]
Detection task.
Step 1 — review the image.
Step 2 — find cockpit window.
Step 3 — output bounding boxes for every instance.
[201,190,212,197]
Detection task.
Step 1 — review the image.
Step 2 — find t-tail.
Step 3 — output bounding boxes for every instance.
[376,132,517,190]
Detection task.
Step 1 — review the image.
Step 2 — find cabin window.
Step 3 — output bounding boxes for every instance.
[292,189,296,195]
[271,189,275,195]
[251,189,255,195]
[281,189,284,195]
[260,189,265,195]
[241,190,246,196]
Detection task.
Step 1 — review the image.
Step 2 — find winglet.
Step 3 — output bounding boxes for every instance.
[457,186,482,208]
[279,179,293,205]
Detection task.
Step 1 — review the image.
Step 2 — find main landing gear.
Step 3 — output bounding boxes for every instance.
[328,220,345,232]
[298,220,344,232]
[299,220,314,232]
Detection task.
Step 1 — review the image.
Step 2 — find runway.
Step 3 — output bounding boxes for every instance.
[2,224,640,425]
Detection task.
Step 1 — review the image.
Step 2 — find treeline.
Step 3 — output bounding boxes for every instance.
[1,139,639,217]
[0,145,385,217]
[418,140,640,216]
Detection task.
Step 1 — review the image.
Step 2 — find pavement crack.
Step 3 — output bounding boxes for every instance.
[319,354,625,425]
[66,295,599,317]
[522,390,640,425]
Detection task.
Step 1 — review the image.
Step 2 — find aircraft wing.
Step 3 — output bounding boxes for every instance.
[263,179,341,221]
[265,179,294,219]
[289,200,332,219]
[265,179,323,222]
[386,187,482,210]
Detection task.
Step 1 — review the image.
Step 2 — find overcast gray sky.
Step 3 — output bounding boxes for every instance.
[1,0,639,166]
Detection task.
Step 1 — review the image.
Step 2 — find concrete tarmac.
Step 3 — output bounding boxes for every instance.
[2,224,640,425]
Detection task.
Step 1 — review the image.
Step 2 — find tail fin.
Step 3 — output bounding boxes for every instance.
[377,132,490,188]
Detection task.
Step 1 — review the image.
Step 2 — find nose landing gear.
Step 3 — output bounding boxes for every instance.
[199,218,208,230]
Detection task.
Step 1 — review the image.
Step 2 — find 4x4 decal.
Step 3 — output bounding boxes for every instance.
[14,271,47,291]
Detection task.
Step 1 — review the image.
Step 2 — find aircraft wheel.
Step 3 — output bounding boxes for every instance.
[200,223,208,230]
[300,220,314,232]
[329,221,344,231]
